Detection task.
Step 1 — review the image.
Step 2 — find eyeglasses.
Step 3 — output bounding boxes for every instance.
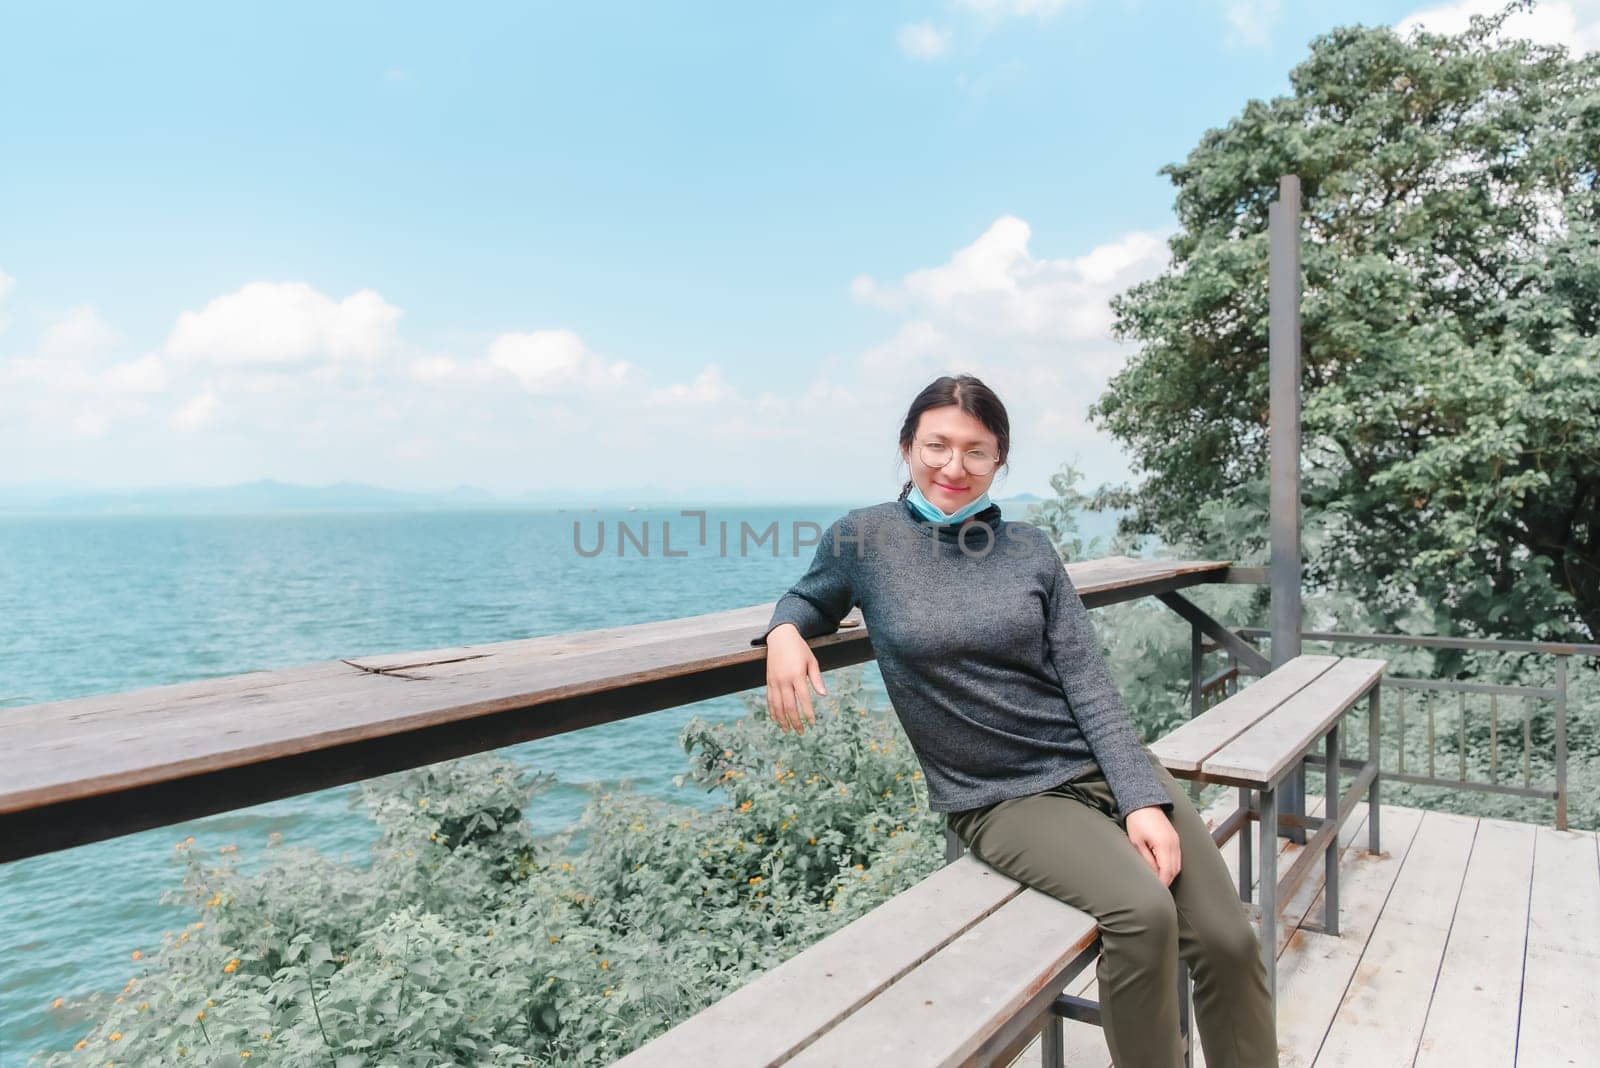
[915,441,1000,477]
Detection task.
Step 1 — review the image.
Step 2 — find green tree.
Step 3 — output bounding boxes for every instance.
[1091,0,1600,642]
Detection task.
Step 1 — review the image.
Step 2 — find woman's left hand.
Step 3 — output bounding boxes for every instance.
[1125,806,1182,887]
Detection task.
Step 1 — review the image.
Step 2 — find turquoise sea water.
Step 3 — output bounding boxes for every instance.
[0,506,863,1059]
[0,500,1108,1059]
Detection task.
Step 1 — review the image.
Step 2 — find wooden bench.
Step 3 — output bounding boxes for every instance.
[614,653,1385,1067]
[1148,652,1386,995]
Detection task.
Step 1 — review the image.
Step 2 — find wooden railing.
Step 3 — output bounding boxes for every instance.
[0,555,1240,864]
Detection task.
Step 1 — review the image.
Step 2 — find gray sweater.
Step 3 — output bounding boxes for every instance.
[751,498,1173,818]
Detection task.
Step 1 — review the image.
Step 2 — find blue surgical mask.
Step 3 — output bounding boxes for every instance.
[906,480,993,524]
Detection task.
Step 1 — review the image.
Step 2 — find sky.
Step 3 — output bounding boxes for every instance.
[2,0,1593,503]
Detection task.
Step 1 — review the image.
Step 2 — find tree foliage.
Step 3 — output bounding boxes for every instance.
[1091,0,1600,641]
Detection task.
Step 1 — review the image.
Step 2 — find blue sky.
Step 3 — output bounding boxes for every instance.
[1,0,1569,502]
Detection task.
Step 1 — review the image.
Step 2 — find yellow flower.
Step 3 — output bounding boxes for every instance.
[74,1039,87,1050]
[737,800,753,813]
[240,1053,251,1059]
[418,798,428,807]
[808,837,817,846]
[603,987,613,997]
[207,999,215,1006]
[854,863,864,871]
[549,935,560,944]
[838,786,847,795]
[109,1032,123,1041]
[130,950,142,960]
[223,958,241,974]
[138,1002,149,1011]
[196,1011,206,1021]
[748,876,762,885]
[51,997,63,1009]
[600,959,610,970]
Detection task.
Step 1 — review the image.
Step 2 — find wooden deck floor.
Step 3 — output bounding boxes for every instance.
[1004,796,1599,1068]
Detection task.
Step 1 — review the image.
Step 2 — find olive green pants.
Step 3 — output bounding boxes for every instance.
[946,747,1279,1068]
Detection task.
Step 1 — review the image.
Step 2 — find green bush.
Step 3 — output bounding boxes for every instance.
[40,667,945,1066]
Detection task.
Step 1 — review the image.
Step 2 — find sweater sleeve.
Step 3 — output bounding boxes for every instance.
[750,516,859,646]
[1041,548,1173,818]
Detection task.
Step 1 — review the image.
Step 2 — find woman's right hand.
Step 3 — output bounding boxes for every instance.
[763,623,827,735]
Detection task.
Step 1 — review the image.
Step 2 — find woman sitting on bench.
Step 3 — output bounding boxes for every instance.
[754,373,1279,1068]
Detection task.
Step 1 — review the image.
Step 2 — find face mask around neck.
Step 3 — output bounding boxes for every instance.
[906,480,992,524]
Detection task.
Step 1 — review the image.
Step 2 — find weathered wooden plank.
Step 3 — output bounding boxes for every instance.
[1314,810,1477,1065]
[611,854,1024,1068]
[784,889,1101,1067]
[1515,824,1600,1067]
[0,557,1231,862]
[1148,656,1340,774]
[1272,803,1427,1068]
[1410,817,1536,1068]
[1201,658,1386,786]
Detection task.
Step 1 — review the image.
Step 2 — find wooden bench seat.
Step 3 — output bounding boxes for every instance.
[617,653,1386,1067]
[609,853,1102,1068]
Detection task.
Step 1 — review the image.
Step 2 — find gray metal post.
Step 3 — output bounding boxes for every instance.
[1368,688,1381,853]
[1555,656,1568,830]
[1269,174,1307,845]
[1190,623,1204,802]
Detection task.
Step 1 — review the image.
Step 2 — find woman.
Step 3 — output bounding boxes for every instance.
[752,374,1278,1068]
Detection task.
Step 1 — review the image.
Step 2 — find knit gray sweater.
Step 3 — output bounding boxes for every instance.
[751,498,1173,818]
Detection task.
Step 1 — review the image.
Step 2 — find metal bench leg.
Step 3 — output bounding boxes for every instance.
[1258,786,1278,998]
[1324,723,1340,937]
[1367,687,1381,854]
[1237,787,1253,904]
[1040,1010,1064,1068]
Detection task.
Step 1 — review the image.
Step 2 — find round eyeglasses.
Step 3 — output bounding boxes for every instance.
[915,441,1000,477]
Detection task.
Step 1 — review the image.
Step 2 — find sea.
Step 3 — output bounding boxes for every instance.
[0,499,1121,1060]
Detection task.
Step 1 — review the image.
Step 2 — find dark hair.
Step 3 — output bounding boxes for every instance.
[896,374,1011,501]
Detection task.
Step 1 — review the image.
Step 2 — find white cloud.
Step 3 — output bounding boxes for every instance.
[1222,0,1282,49]
[0,268,13,333]
[648,364,737,405]
[102,354,170,394]
[165,282,402,367]
[40,305,120,357]
[172,388,220,431]
[407,354,458,382]
[846,215,1175,492]
[853,214,1170,345]
[485,329,636,393]
[1397,0,1600,52]
[898,22,952,59]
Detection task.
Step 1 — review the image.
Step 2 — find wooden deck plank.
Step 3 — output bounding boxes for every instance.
[1411,817,1537,1068]
[1270,803,1427,1068]
[1313,810,1478,1066]
[1514,825,1600,1067]
[610,854,1024,1068]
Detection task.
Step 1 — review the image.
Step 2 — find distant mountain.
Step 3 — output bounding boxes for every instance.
[0,481,1059,516]
[0,479,510,516]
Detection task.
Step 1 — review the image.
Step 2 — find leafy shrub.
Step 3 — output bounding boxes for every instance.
[39,667,945,1066]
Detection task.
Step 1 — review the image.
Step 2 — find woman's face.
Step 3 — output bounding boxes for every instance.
[902,405,1002,513]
